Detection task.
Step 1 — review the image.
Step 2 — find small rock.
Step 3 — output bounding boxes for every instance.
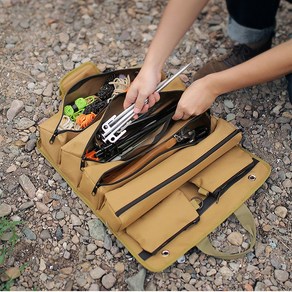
[0,267,21,281]
[55,225,63,240]
[6,100,24,121]
[90,267,106,280]
[274,206,288,218]
[89,284,100,291]
[40,229,51,240]
[126,269,146,291]
[244,283,253,291]
[39,258,46,271]
[19,174,36,199]
[0,203,12,217]
[25,139,36,152]
[219,266,233,278]
[59,32,70,44]
[71,214,82,226]
[55,211,65,220]
[224,99,234,109]
[36,202,49,214]
[88,219,105,241]
[114,262,125,274]
[64,279,74,291]
[60,267,73,275]
[63,251,70,259]
[19,201,34,210]
[226,113,236,121]
[102,273,116,289]
[22,227,36,240]
[43,83,53,97]
[87,243,97,253]
[274,270,289,282]
[6,164,17,173]
[227,232,243,246]
[15,117,35,130]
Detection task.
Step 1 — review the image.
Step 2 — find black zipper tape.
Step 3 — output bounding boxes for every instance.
[115,129,241,217]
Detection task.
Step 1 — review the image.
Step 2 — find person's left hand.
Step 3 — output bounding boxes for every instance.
[172,76,217,120]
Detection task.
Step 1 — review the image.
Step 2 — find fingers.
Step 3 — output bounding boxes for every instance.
[133,90,150,114]
[124,86,138,109]
[147,92,160,108]
[172,108,191,121]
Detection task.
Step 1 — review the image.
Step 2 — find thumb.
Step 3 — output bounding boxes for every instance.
[172,107,184,120]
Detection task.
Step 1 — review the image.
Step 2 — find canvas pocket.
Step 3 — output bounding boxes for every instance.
[126,189,200,254]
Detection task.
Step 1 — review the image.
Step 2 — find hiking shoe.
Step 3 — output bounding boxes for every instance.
[193,38,273,81]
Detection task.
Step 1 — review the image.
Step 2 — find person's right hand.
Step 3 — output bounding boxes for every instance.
[123,66,161,116]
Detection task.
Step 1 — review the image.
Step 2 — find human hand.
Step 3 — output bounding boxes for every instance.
[172,76,217,120]
[123,66,161,116]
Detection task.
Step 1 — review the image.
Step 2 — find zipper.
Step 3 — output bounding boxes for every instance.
[211,158,259,202]
[115,129,241,217]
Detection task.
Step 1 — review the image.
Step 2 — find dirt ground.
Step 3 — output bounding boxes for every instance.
[0,0,291,290]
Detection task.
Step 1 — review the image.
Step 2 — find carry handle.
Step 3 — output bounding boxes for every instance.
[196,204,256,260]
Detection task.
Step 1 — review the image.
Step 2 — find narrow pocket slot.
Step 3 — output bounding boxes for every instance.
[126,190,200,255]
[190,147,254,197]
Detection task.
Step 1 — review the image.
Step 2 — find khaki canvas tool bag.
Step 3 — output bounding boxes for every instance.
[37,62,271,272]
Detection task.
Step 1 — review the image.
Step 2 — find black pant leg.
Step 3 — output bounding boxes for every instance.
[226,0,280,29]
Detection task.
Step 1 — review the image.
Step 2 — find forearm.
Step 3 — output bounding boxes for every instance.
[209,40,292,96]
[144,0,210,71]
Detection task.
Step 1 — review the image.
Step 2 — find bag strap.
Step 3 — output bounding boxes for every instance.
[196,204,256,260]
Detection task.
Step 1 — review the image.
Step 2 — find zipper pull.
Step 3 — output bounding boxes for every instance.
[49,130,59,144]
[92,182,101,195]
[174,128,196,144]
[80,155,86,169]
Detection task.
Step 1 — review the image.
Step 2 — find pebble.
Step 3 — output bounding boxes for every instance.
[40,229,51,240]
[19,174,36,198]
[36,202,49,214]
[87,219,105,241]
[19,201,34,210]
[23,227,37,240]
[274,206,288,218]
[14,117,35,130]
[226,113,236,121]
[89,267,106,280]
[125,268,146,291]
[43,83,53,97]
[102,273,116,289]
[0,203,12,217]
[219,266,233,278]
[274,270,289,282]
[224,99,234,109]
[71,214,82,226]
[25,138,36,152]
[39,258,46,271]
[114,262,125,274]
[6,99,24,121]
[55,211,65,220]
[227,232,243,246]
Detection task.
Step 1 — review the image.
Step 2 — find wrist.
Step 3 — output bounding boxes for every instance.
[203,73,228,97]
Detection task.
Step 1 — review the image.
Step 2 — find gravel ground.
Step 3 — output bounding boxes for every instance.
[0,0,291,290]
